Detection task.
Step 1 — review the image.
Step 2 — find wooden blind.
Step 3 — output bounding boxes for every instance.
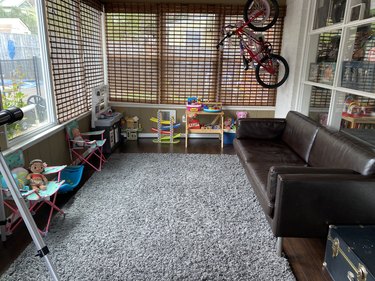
[160,4,220,104]
[105,3,285,106]
[46,0,103,122]
[106,3,159,103]
[81,0,104,109]
[310,87,331,108]
[219,6,285,106]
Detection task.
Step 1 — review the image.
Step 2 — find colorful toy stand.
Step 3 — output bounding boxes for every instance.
[151,110,180,144]
[58,165,84,194]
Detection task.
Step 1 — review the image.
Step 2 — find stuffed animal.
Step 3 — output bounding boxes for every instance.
[26,159,48,192]
[236,111,248,119]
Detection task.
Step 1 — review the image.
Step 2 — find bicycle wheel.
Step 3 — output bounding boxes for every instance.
[255,54,289,89]
[243,0,279,31]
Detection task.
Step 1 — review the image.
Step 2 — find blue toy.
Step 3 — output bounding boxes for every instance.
[58,165,84,193]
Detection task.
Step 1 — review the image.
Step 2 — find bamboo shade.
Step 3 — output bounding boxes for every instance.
[105,3,286,106]
[46,0,103,122]
[106,3,159,103]
[81,0,104,109]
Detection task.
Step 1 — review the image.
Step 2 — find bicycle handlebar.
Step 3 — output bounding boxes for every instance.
[216,31,235,50]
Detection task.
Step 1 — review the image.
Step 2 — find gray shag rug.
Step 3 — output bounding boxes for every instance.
[2,153,296,281]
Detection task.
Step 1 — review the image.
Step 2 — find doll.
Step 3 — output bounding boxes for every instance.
[71,127,85,147]
[26,159,48,192]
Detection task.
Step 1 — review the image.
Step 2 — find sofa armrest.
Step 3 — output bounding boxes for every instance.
[271,173,375,238]
[267,166,357,205]
[236,118,286,140]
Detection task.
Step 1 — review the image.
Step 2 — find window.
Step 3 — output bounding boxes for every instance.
[46,0,104,123]
[0,0,54,141]
[105,3,285,106]
[301,0,375,137]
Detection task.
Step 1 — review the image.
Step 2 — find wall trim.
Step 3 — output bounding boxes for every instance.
[110,102,275,111]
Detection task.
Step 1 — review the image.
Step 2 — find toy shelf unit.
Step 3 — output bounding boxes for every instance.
[341,115,375,129]
[91,84,123,154]
[152,110,180,144]
[185,102,224,148]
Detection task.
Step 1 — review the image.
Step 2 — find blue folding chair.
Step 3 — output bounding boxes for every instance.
[58,165,84,194]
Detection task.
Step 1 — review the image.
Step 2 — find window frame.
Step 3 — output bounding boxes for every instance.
[298,0,375,129]
[3,0,57,148]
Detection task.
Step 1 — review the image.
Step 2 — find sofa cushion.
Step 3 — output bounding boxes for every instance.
[242,161,273,216]
[308,128,375,175]
[266,166,357,209]
[236,118,286,140]
[243,161,307,217]
[281,111,320,162]
[234,138,307,164]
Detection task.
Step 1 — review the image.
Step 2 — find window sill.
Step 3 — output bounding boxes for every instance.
[4,123,65,156]
[4,111,91,156]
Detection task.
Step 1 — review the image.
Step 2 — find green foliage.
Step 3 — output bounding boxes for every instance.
[2,70,27,139]
[0,5,38,34]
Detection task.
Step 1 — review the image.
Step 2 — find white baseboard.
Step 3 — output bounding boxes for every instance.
[122,132,220,139]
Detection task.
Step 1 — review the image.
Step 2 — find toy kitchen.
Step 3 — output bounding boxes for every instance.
[92,85,123,154]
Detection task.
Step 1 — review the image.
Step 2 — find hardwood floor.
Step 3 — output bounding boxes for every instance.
[0,138,332,280]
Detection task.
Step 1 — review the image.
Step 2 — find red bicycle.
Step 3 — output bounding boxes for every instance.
[217,0,289,89]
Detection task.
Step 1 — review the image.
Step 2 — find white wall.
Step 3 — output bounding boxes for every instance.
[274,0,310,118]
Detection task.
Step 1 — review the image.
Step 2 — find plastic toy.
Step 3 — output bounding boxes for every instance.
[224,117,234,130]
[202,102,222,112]
[26,159,48,192]
[152,110,180,144]
[236,111,248,119]
[186,97,202,112]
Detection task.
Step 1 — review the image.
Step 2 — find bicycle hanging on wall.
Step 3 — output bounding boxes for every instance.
[217,0,289,89]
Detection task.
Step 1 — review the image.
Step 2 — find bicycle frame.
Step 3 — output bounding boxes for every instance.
[221,10,277,75]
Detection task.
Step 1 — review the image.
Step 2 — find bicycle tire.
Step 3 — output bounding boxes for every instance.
[243,0,279,32]
[255,54,289,88]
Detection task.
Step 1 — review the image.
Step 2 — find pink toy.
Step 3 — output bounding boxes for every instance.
[236,111,248,119]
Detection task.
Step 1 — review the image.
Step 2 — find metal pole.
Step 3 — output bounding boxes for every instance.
[32,56,41,96]
[0,184,6,242]
[0,152,59,281]
[0,60,5,96]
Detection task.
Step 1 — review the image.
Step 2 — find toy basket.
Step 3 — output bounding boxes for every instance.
[186,103,202,112]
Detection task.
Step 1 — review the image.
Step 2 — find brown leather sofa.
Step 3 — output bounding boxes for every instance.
[234,111,375,254]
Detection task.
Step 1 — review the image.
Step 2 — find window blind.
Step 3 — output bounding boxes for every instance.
[106,3,159,103]
[105,3,286,106]
[160,4,220,104]
[81,0,104,109]
[46,0,103,122]
[219,6,285,106]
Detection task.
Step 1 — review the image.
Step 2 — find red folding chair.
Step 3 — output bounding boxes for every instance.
[66,121,107,171]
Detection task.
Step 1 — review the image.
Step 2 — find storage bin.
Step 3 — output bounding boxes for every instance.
[223,132,236,145]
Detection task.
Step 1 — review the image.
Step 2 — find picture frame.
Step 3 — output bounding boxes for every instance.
[308,63,320,82]
[319,62,336,85]
[350,3,365,21]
